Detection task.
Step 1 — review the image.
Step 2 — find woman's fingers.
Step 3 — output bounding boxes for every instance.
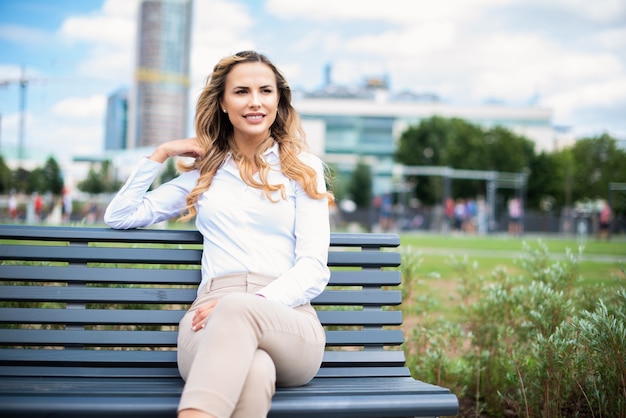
[191,299,219,332]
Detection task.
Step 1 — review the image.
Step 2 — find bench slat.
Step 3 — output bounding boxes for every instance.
[0,265,202,285]
[0,245,400,268]
[1,286,401,307]
[0,266,401,287]
[0,225,400,248]
[0,365,412,380]
[0,348,405,368]
[313,290,401,306]
[0,286,198,304]
[328,270,401,286]
[0,376,459,418]
[0,329,404,347]
[0,308,402,327]
[0,245,203,265]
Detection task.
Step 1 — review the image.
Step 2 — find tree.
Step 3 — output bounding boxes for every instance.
[0,156,10,193]
[483,126,535,173]
[77,160,121,195]
[348,159,372,209]
[569,134,626,202]
[526,151,563,209]
[158,158,179,186]
[27,168,47,194]
[395,116,538,204]
[42,157,64,195]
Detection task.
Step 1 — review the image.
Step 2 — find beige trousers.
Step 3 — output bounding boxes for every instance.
[177,273,326,418]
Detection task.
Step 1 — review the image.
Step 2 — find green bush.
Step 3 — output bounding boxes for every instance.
[401,241,626,417]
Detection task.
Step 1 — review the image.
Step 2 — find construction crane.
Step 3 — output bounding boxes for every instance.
[0,65,43,168]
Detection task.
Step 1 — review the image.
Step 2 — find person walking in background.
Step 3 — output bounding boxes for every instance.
[476,195,488,235]
[104,51,332,418]
[598,202,612,240]
[508,196,523,235]
[62,187,73,223]
[33,192,43,222]
[8,191,18,222]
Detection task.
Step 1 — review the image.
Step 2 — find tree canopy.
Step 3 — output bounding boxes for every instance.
[394,116,625,213]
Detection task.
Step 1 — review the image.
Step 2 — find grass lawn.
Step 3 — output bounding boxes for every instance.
[397,232,626,320]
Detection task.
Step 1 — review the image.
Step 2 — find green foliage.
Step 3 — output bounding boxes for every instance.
[2,156,64,195]
[394,116,537,203]
[0,155,10,193]
[158,158,179,186]
[77,160,122,194]
[395,117,626,214]
[42,157,65,195]
[401,240,625,417]
[568,133,626,211]
[347,159,372,209]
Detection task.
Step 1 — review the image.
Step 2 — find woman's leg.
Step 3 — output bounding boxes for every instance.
[231,349,276,418]
[178,292,325,417]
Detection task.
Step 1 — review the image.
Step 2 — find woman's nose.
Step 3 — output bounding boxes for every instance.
[249,92,261,107]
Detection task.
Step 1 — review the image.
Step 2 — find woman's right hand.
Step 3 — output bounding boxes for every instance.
[149,137,206,163]
[191,299,219,332]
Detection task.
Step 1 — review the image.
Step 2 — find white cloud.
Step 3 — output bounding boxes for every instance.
[52,95,107,119]
[266,0,512,24]
[543,76,626,115]
[0,110,103,163]
[0,24,51,45]
[535,0,626,23]
[0,64,26,79]
[190,0,255,79]
[188,0,256,107]
[58,0,139,80]
[345,22,456,56]
[595,27,626,50]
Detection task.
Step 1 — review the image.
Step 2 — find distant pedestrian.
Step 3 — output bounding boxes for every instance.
[598,203,612,240]
[508,197,523,235]
[62,188,73,223]
[8,192,18,221]
[33,193,43,222]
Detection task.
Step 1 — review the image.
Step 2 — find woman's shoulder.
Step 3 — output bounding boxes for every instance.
[296,150,324,168]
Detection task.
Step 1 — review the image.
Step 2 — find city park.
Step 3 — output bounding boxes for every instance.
[0,116,625,417]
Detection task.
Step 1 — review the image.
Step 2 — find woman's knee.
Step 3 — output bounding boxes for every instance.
[211,293,258,320]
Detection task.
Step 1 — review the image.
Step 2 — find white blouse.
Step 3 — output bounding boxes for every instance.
[104,143,331,307]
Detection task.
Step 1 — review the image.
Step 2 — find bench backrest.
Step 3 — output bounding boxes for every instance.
[0,225,406,379]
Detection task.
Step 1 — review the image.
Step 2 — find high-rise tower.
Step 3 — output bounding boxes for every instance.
[130,0,193,148]
[104,88,129,151]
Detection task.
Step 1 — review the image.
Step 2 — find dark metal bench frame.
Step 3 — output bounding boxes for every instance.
[0,225,458,418]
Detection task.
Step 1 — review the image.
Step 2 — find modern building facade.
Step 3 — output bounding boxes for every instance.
[294,81,557,196]
[104,88,128,151]
[130,0,193,149]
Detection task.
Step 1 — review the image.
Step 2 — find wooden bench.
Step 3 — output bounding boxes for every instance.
[0,224,458,418]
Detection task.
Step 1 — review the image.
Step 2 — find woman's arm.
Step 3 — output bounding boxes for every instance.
[257,155,331,307]
[104,138,204,229]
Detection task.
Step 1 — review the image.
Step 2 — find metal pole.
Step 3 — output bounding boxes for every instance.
[18,65,27,167]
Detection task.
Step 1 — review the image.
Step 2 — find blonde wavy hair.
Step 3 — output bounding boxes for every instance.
[178,51,333,221]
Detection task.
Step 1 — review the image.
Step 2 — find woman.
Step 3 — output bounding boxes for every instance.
[104,51,332,418]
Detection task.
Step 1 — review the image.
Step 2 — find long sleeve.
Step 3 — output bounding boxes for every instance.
[256,155,331,307]
[104,157,199,229]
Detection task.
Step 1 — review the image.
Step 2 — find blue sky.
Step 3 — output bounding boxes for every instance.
[1,0,625,164]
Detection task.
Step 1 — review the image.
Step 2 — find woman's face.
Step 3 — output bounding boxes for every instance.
[221,61,279,146]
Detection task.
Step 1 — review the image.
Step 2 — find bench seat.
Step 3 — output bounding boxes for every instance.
[0,225,458,418]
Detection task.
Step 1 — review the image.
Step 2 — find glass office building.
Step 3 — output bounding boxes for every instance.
[131,0,192,148]
[104,88,128,151]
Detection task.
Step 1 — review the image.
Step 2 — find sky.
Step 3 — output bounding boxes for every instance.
[0,0,625,165]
